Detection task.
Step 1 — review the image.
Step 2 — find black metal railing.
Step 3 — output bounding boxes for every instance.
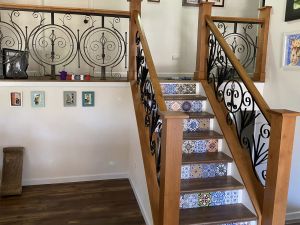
[213,20,260,76]
[207,31,270,186]
[136,31,162,184]
[0,9,128,79]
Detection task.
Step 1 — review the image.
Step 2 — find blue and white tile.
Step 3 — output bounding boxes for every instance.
[183,119,210,132]
[161,83,197,95]
[181,165,191,179]
[165,100,203,112]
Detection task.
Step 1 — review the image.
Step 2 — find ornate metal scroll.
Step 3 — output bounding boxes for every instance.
[0,10,128,78]
[207,32,270,186]
[136,31,162,184]
[214,21,260,75]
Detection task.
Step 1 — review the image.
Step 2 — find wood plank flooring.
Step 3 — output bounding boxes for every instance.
[0,179,146,225]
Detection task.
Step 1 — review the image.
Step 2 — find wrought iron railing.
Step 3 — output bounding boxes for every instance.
[213,19,261,76]
[136,31,163,183]
[0,7,129,79]
[207,20,270,186]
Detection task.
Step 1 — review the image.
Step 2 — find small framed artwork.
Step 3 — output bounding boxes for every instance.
[82,91,95,107]
[63,91,77,107]
[282,31,300,69]
[10,92,22,107]
[3,49,29,79]
[182,0,224,7]
[148,0,160,2]
[31,91,45,108]
[285,0,300,21]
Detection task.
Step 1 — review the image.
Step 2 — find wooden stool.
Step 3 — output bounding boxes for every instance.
[1,147,24,196]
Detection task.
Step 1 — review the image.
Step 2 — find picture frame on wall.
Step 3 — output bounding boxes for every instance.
[182,0,225,7]
[63,91,77,107]
[148,0,160,2]
[3,49,29,79]
[31,91,45,108]
[285,0,300,21]
[282,31,300,69]
[10,92,22,107]
[82,91,95,107]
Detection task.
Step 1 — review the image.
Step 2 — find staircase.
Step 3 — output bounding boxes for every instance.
[160,80,257,225]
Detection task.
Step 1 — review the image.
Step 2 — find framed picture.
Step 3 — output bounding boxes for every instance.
[285,0,300,21]
[82,91,95,107]
[282,31,300,69]
[63,91,77,107]
[182,0,224,7]
[3,49,29,79]
[31,91,45,108]
[148,0,160,2]
[10,92,22,107]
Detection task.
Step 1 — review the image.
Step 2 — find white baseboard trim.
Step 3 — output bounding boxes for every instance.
[22,172,129,186]
[286,211,300,221]
[129,177,153,225]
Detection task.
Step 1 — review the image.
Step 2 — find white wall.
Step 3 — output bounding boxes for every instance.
[263,0,300,219]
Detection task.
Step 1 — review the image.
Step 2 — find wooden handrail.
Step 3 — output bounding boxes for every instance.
[211,16,264,24]
[0,2,131,18]
[133,11,167,112]
[205,17,271,123]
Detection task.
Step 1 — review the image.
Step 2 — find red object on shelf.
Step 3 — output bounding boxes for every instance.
[66,74,72,80]
[85,74,91,81]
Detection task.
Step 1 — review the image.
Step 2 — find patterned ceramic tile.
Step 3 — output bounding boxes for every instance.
[180,190,241,209]
[182,140,219,153]
[165,100,203,112]
[181,165,191,179]
[182,163,227,179]
[180,193,199,208]
[224,190,239,205]
[221,222,251,225]
[183,119,210,132]
[161,83,197,95]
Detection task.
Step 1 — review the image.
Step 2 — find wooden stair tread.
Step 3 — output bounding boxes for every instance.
[182,152,233,164]
[181,176,243,193]
[184,112,214,119]
[164,95,207,101]
[180,204,256,225]
[183,131,223,140]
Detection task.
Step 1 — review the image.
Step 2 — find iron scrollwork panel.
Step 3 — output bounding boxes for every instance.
[207,32,270,186]
[136,31,162,184]
[0,10,128,78]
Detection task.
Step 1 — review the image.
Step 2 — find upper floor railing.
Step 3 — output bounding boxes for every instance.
[195,3,300,225]
[0,3,130,80]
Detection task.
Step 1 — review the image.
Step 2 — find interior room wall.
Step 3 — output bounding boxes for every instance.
[263,0,300,220]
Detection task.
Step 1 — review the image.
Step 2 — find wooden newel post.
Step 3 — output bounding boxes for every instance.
[253,6,271,82]
[128,0,142,81]
[159,112,188,225]
[194,2,213,81]
[262,110,300,225]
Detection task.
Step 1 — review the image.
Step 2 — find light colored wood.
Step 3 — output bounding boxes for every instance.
[131,81,160,225]
[201,80,264,224]
[262,110,300,225]
[159,112,187,225]
[194,2,213,80]
[253,7,272,82]
[133,12,167,111]
[0,2,131,18]
[128,0,142,81]
[211,16,264,24]
[205,17,271,123]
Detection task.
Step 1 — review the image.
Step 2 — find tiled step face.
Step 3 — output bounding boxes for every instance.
[183,139,219,153]
[181,163,228,179]
[221,222,254,225]
[165,100,204,112]
[183,118,210,132]
[180,190,241,209]
[161,83,197,95]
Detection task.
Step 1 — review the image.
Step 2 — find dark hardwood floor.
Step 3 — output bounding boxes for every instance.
[0,179,146,225]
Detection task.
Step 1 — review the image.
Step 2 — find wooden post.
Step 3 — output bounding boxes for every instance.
[253,6,271,82]
[194,2,213,81]
[262,110,300,225]
[128,0,141,81]
[159,112,188,225]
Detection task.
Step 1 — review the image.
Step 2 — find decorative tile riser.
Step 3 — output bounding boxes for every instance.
[165,100,203,112]
[180,190,240,209]
[182,139,219,154]
[181,163,228,179]
[160,83,197,95]
[221,222,253,225]
[183,119,210,132]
